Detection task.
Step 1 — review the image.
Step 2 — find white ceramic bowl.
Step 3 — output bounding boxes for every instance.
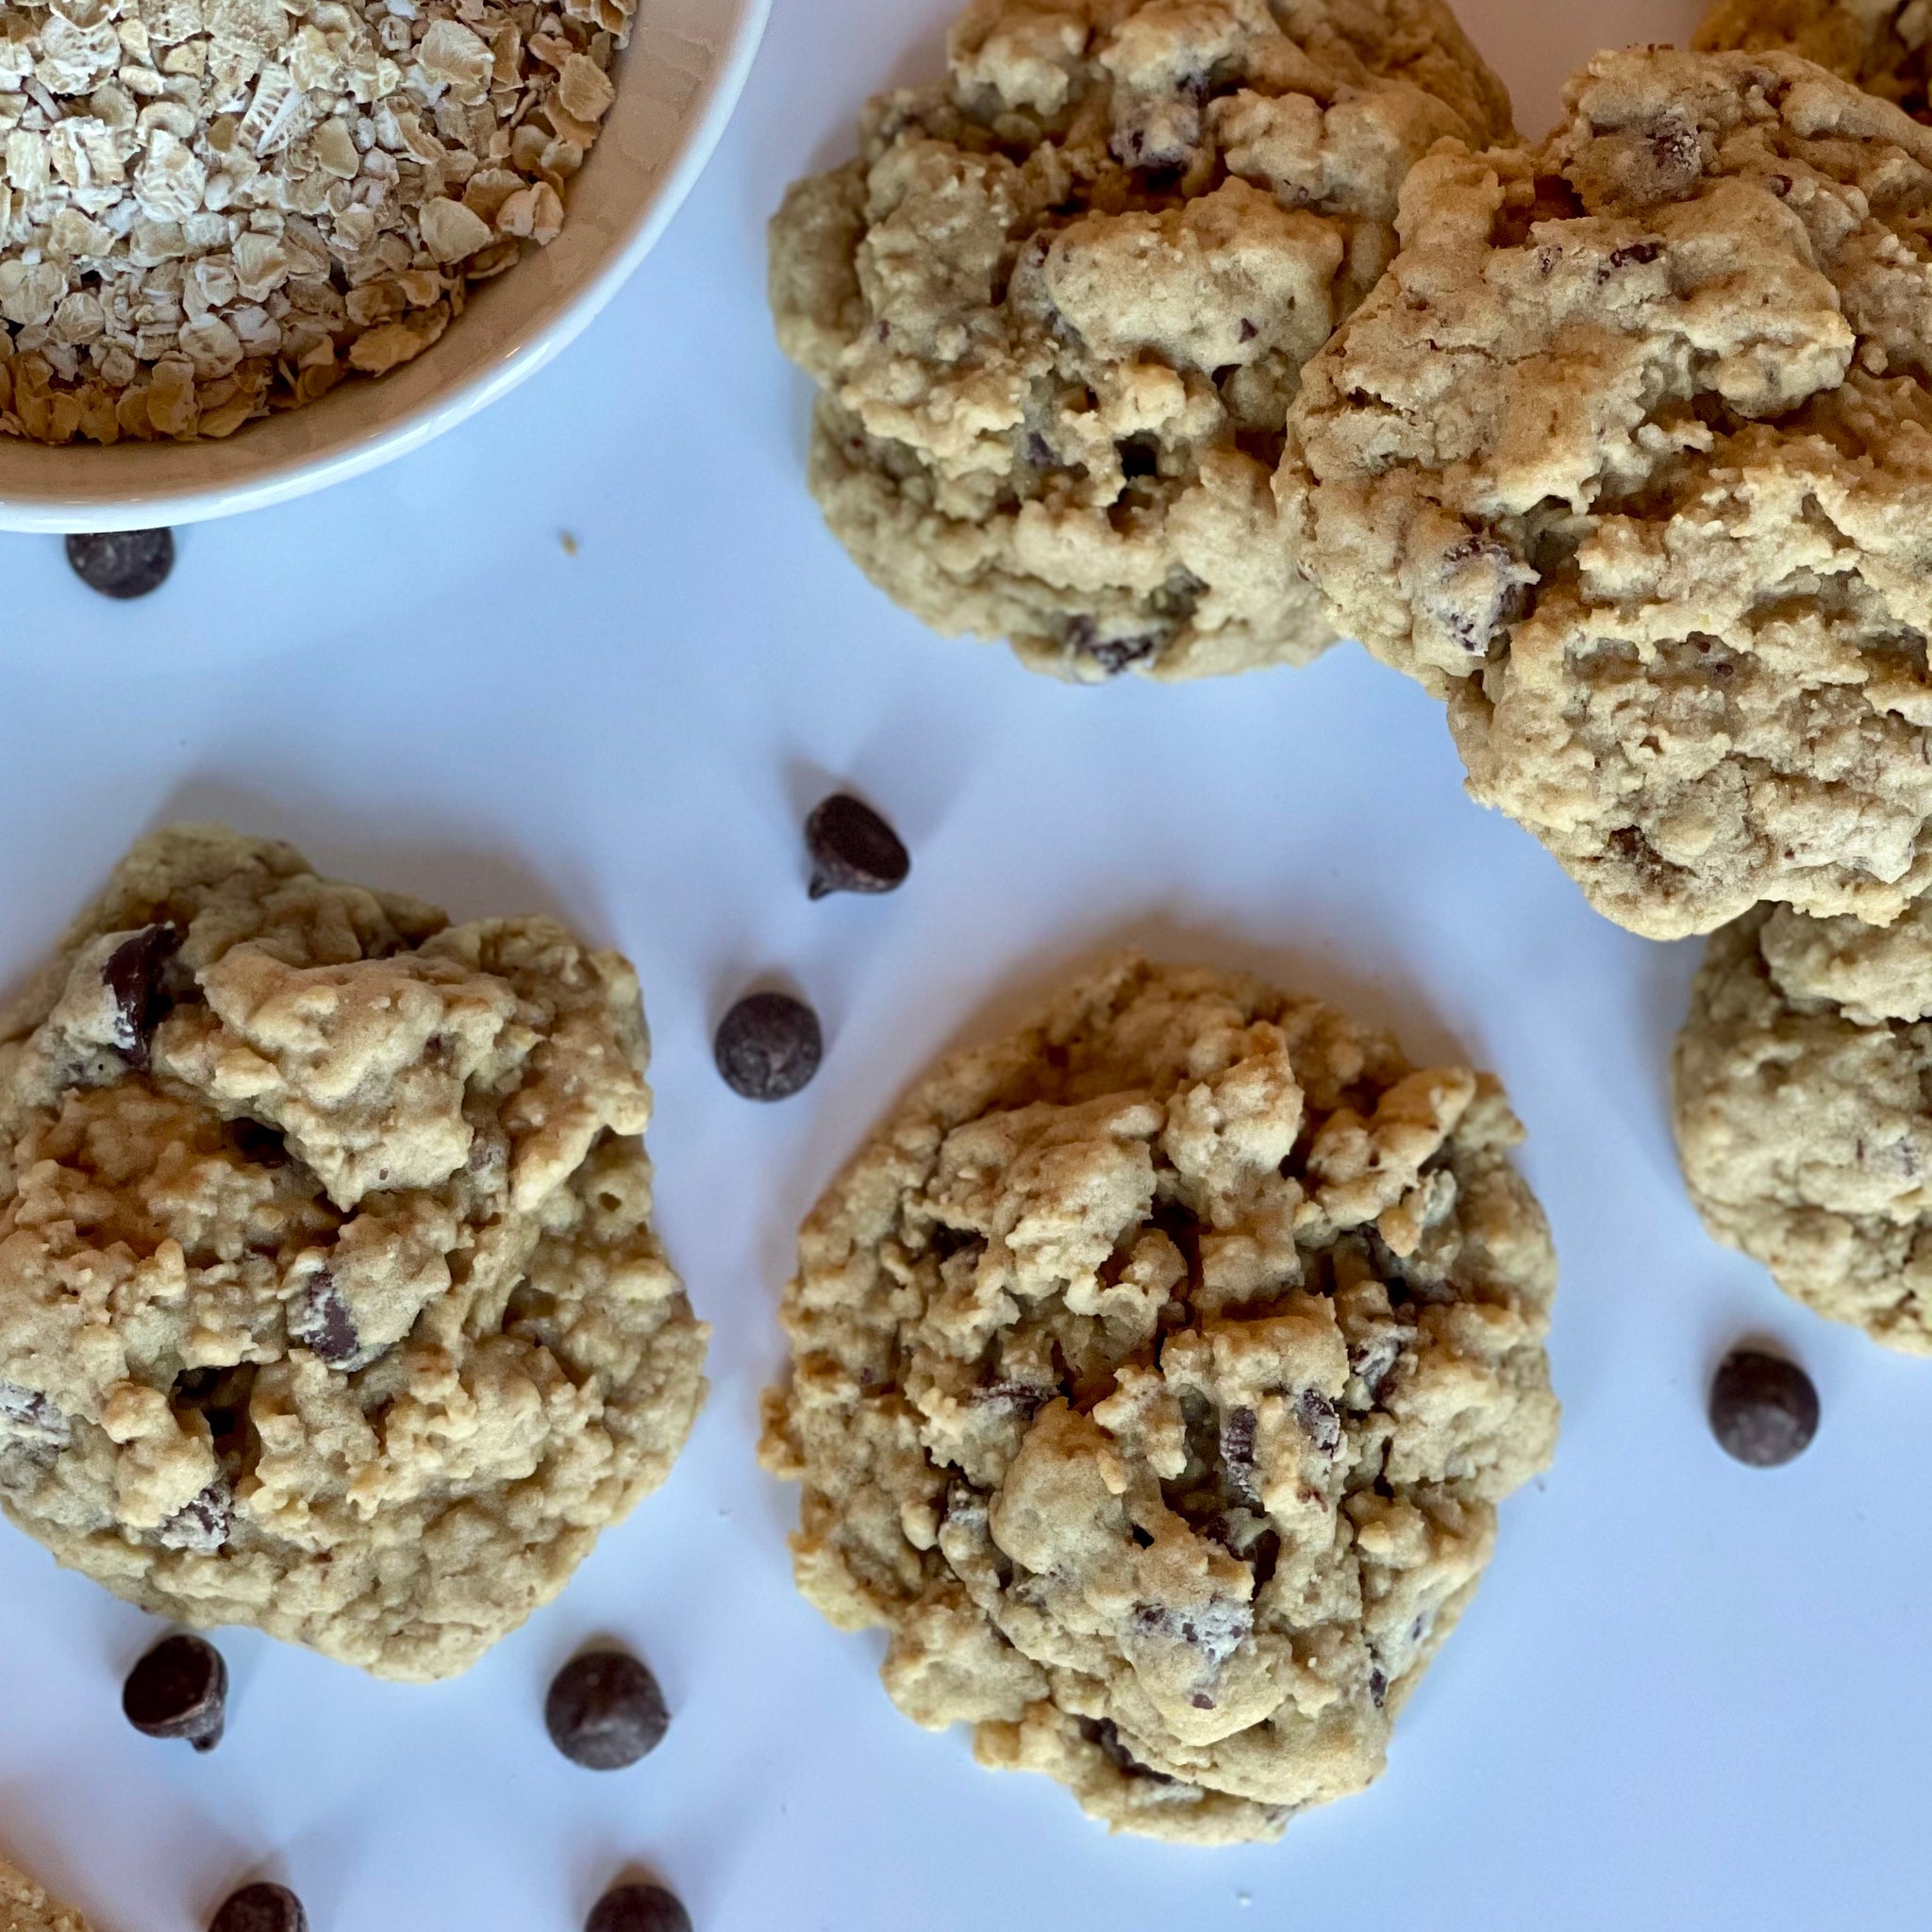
[0,0,769,533]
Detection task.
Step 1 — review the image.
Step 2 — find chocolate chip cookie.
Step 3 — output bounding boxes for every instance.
[1675,899,1932,1352]
[0,1851,92,1932]
[771,0,1514,683]
[1279,47,1932,939]
[758,955,1557,1841]
[1695,0,1932,117]
[0,826,708,1680]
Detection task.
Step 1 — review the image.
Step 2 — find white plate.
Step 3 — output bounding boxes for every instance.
[0,0,770,533]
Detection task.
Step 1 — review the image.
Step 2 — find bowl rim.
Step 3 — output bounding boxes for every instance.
[0,0,773,535]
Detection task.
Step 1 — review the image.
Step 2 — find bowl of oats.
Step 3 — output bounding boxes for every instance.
[0,0,767,528]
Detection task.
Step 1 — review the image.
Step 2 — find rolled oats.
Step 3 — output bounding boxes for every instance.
[0,0,632,444]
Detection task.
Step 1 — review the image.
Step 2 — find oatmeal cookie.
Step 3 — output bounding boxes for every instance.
[0,825,708,1681]
[1279,47,1932,939]
[758,955,1557,1841]
[1695,0,1932,118]
[1675,900,1932,1351]
[770,0,1514,682]
[0,1852,92,1932]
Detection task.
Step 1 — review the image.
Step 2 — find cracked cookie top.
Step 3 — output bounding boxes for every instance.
[1676,899,1932,1351]
[0,825,708,1681]
[758,955,1557,1842]
[1280,46,1932,939]
[1696,0,1932,119]
[770,0,1513,683]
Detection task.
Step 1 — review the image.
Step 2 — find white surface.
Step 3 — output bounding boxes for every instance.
[0,5,1919,1930]
[0,0,769,532]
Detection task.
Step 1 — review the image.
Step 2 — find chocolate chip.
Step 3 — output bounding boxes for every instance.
[1109,76,1207,174]
[1368,1667,1388,1708]
[1079,1715,1174,1784]
[1647,112,1702,187]
[972,1378,1048,1417]
[587,1882,692,1932]
[124,1633,227,1751]
[1219,1406,1259,1503]
[714,991,822,1101]
[1605,239,1664,272]
[158,1478,233,1552]
[1296,1387,1341,1455]
[805,794,909,900]
[66,528,175,599]
[208,1882,306,1932]
[102,923,180,1071]
[1237,317,1257,341]
[1347,1332,1406,1400]
[0,1379,68,1449]
[1064,614,1159,677]
[1130,1596,1252,1673]
[288,1270,359,1367]
[545,1649,671,1770]
[1708,1348,1819,1467]
[1433,534,1530,654]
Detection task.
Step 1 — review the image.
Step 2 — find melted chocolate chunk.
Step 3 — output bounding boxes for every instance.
[124,1633,227,1751]
[587,1882,692,1932]
[805,793,910,899]
[288,1271,359,1367]
[102,923,180,1070]
[545,1649,672,1770]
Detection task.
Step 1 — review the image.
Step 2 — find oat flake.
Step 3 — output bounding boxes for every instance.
[0,0,630,443]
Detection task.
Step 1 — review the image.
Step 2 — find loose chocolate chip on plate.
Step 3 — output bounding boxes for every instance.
[103,922,180,1069]
[545,1649,670,1770]
[124,1632,227,1751]
[66,528,175,599]
[714,991,822,1102]
[208,1882,307,1932]
[805,793,909,900]
[1708,1348,1819,1468]
[587,1882,692,1932]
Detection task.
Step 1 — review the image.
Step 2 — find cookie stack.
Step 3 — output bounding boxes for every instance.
[763,0,1932,1845]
